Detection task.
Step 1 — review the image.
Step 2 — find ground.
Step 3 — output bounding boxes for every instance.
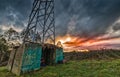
[0,59,120,77]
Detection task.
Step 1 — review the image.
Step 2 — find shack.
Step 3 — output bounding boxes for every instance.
[7,43,64,75]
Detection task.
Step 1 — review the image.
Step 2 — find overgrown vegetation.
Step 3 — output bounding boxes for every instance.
[1,48,120,77]
[64,49,120,61]
[0,37,9,65]
[0,59,120,77]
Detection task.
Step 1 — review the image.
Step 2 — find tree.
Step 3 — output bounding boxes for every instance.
[0,28,20,63]
[0,37,9,63]
[4,28,19,41]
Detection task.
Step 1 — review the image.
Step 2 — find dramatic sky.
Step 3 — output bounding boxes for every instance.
[0,0,120,51]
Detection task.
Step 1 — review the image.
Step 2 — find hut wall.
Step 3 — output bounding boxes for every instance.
[7,43,64,75]
[55,48,64,63]
[7,45,25,75]
[21,44,42,73]
[7,43,42,75]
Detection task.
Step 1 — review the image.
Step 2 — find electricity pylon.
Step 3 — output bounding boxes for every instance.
[24,0,55,44]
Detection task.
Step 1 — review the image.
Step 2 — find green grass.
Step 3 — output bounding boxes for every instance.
[0,59,120,77]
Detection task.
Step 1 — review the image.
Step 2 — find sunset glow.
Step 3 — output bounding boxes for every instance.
[56,35,120,51]
[1,0,120,52]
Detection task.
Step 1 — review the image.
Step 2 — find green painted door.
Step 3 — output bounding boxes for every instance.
[21,46,42,73]
[55,48,64,63]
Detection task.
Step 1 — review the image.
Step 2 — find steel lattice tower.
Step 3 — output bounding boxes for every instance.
[24,0,55,44]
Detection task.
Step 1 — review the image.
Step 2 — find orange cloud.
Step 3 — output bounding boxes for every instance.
[56,34,120,51]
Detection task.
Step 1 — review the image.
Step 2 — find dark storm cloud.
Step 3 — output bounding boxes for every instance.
[0,0,120,38]
[0,0,33,30]
[55,0,120,38]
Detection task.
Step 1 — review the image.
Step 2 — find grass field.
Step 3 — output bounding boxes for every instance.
[0,59,120,77]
